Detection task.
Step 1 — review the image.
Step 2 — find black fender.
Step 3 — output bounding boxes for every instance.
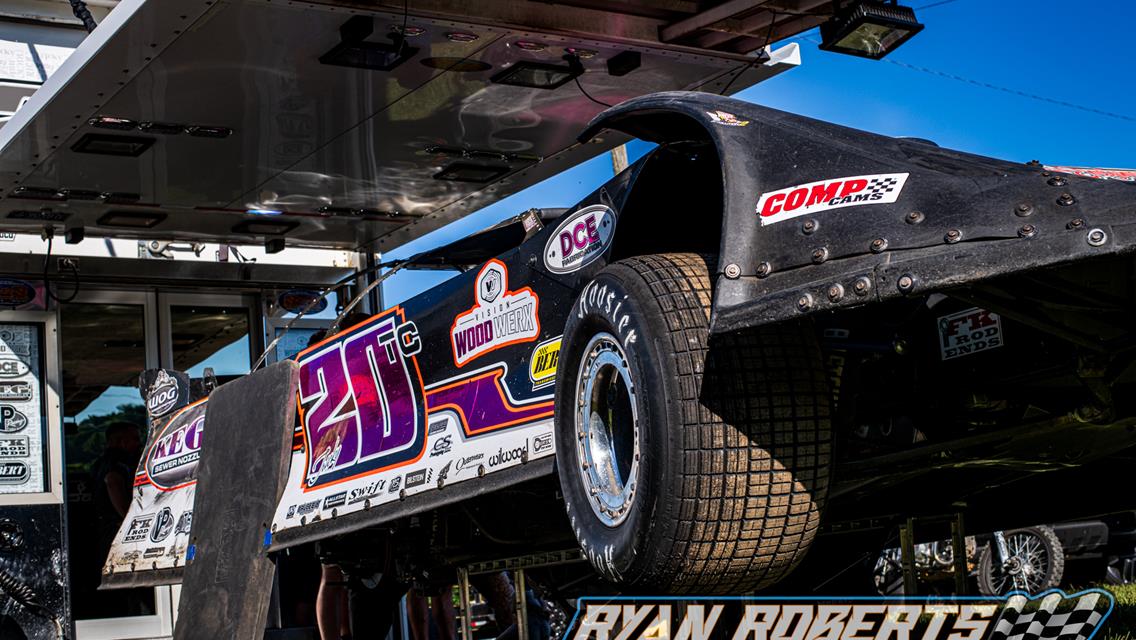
[580,91,1136,334]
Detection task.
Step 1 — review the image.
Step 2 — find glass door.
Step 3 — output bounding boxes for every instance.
[157,292,258,377]
[61,291,177,640]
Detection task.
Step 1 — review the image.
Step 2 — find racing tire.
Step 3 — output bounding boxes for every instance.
[553,253,832,593]
[977,525,1065,596]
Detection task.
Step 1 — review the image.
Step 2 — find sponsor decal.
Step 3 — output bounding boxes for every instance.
[0,460,28,483]
[450,260,540,367]
[405,469,428,488]
[150,507,175,543]
[123,515,154,543]
[145,404,206,490]
[388,475,402,493]
[705,110,749,126]
[297,307,426,489]
[175,511,193,535]
[323,492,347,509]
[939,307,1003,361]
[348,479,387,504]
[143,547,166,559]
[146,370,182,419]
[430,435,452,457]
[295,499,321,517]
[0,382,31,402]
[278,289,327,315]
[488,444,527,468]
[0,406,27,433]
[1044,165,1136,182]
[756,173,909,226]
[0,436,29,458]
[428,418,448,435]
[563,591,1114,640]
[286,505,297,519]
[529,337,561,390]
[0,280,35,307]
[531,433,553,455]
[543,205,616,275]
[0,359,29,379]
[456,454,483,472]
[438,460,452,484]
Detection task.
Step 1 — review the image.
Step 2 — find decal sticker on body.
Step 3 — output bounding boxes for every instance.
[939,307,1003,360]
[756,173,909,226]
[543,205,615,274]
[450,259,540,366]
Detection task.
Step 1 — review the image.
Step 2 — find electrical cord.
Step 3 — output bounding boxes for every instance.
[573,76,613,108]
[566,55,613,108]
[40,231,79,304]
[720,10,781,96]
[68,0,98,33]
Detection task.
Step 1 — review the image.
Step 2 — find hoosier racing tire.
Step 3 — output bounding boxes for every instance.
[554,253,832,594]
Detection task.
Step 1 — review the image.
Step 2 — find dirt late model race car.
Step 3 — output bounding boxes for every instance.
[108,92,1136,605]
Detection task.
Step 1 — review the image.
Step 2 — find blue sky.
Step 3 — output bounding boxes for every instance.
[380,0,1134,304]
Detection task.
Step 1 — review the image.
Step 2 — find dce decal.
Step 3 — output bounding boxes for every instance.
[298,307,427,489]
[450,260,540,367]
[756,173,909,226]
[0,359,29,379]
[544,205,616,274]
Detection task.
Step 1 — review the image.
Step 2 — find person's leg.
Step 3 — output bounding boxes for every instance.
[470,572,515,630]
[406,589,430,640]
[430,585,456,640]
[318,565,346,640]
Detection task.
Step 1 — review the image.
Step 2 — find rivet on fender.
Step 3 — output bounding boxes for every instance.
[944,229,961,244]
[870,238,888,253]
[827,283,844,302]
[897,274,916,293]
[1087,228,1107,247]
[724,263,741,279]
[811,247,828,264]
[796,293,814,312]
[755,261,772,278]
[853,276,872,296]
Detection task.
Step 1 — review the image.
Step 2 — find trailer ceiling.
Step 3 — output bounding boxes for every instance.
[0,0,824,252]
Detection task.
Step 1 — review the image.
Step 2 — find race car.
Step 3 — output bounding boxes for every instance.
[112,92,1136,608]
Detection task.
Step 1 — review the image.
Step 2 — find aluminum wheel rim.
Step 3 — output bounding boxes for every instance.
[574,332,640,527]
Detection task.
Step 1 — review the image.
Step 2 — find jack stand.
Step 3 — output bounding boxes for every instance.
[458,567,473,640]
[898,512,970,596]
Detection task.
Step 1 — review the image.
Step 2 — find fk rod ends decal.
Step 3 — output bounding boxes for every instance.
[756,173,910,226]
[450,259,540,367]
[544,205,616,274]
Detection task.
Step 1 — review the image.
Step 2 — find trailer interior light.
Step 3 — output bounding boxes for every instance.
[88,115,138,130]
[139,121,187,135]
[186,125,233,138]
[97,210,166,228]
[446,32,479,43]
[9,186,65,201]
[513,41,547,52]
[233,219,298,235]
[491,61,581,90]
[71,133,154,157]
[390,24,426,37]
[61,189,103,201]
[565,47,598,59]
[102,192,141,204]
[433,162,511,183]
[8,209,69,222]
[819,1,923,60]
[321,16,418,71]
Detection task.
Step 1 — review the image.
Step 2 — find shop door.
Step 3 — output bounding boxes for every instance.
[63,291,258,639]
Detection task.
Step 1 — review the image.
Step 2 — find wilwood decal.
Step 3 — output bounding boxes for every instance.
[450,260,539,366]
[757,173,909,226]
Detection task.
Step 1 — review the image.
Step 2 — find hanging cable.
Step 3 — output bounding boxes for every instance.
[68,0,98,33]
[720,11,781,96]
[40,229,79,304]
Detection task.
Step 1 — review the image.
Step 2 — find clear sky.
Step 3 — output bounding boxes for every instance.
[381,0,1135,304]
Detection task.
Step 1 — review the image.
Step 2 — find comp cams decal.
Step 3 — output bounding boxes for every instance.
[450,259,539,367]
[939,307,1003,361]
[544,205,616,274]
[756,173,909,226]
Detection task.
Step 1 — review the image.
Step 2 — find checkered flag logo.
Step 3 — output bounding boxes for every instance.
[989,590,1114,640]
[867,176,900,194]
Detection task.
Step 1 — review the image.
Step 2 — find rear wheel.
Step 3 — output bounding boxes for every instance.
[554,253,832,593]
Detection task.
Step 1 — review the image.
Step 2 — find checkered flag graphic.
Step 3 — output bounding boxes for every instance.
[867,176,900,194]
[989,591,1113,640]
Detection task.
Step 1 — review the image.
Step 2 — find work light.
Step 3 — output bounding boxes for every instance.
[819,1,923,60]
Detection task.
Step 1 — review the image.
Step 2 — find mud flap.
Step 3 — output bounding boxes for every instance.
[173,361,298,640]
